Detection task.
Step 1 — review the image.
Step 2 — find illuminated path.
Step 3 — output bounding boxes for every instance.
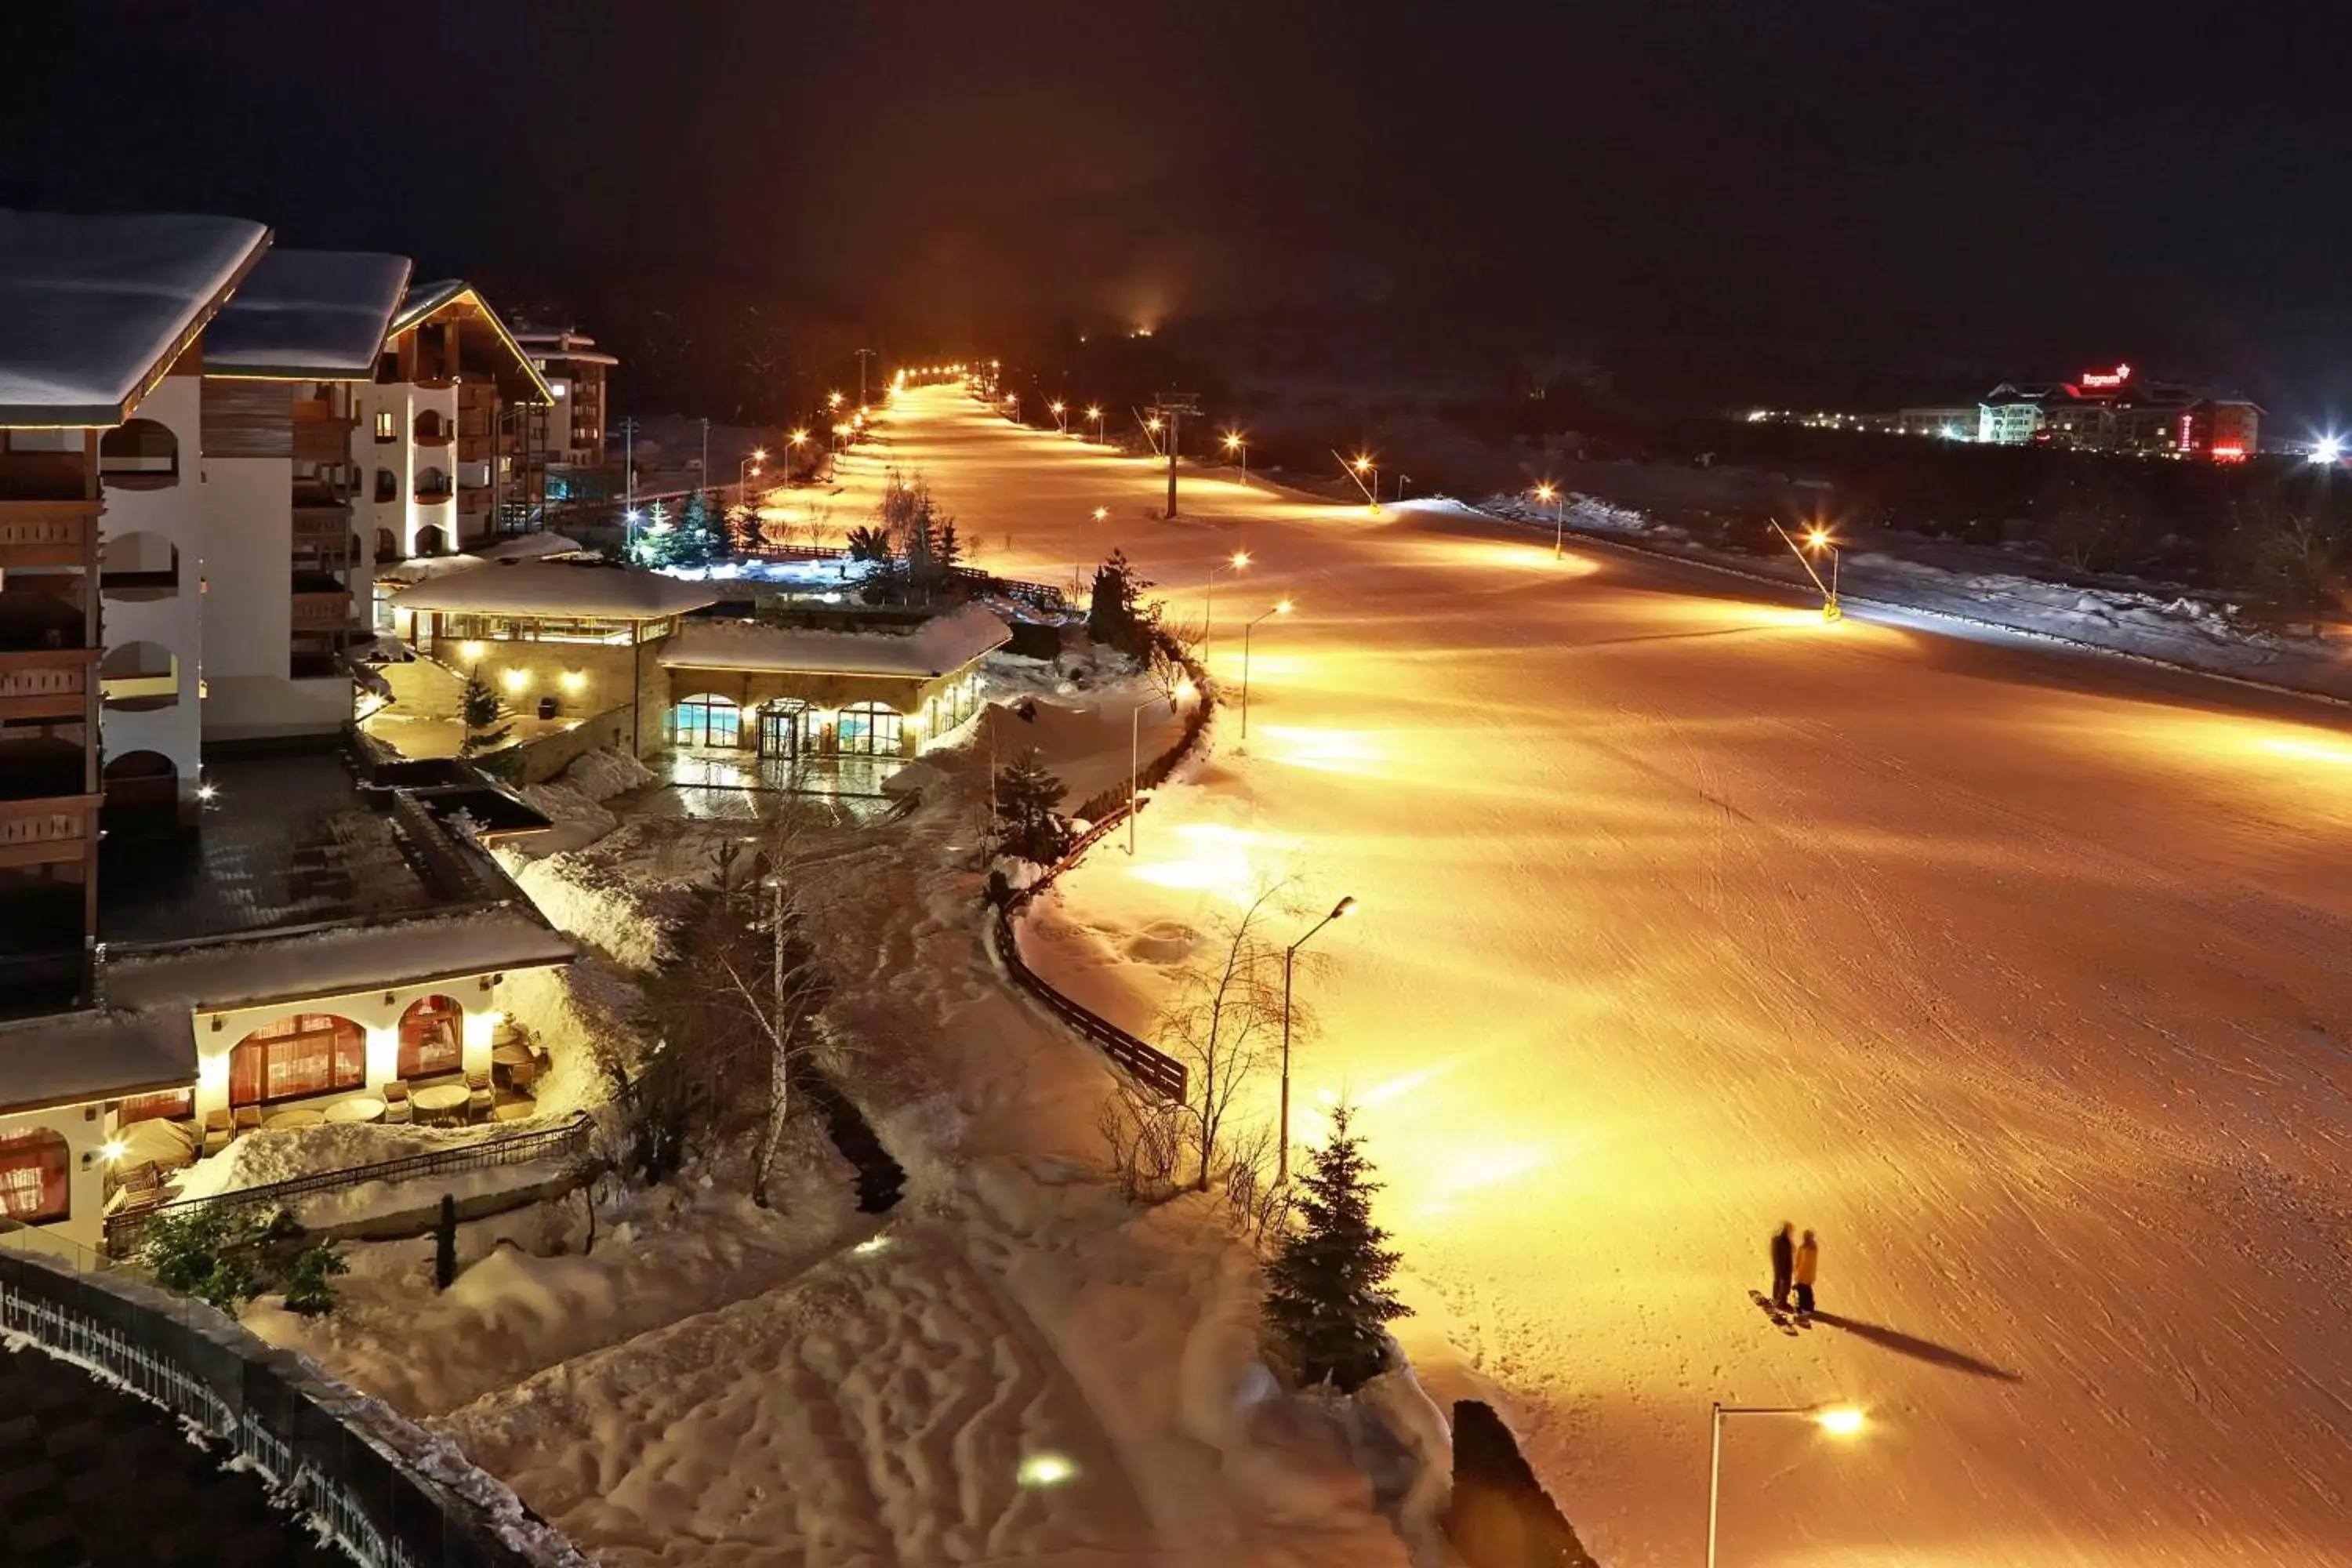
[854,389,2352,1568]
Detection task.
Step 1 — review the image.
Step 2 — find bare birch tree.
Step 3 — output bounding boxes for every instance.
[1155,880,1314,1190]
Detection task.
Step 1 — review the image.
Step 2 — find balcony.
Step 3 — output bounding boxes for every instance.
[290,583,354,633]
[0,793,99,870]
[97,643,179,711]
[0,502,97,569]
[292,407,357,465]
[99,532,180,602]
[0,650,96,724]
[0,735,89,804]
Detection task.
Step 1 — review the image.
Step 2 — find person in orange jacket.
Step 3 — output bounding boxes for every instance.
[1793,1229,1820,1317]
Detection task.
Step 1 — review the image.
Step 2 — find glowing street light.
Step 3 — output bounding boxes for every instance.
[1087,405,1105,442]
[1240,600,1291,741]
[1091,506,1109,524]
[827,391,845,411]
[1707,1403,1866,1568]
[1204,550,1250,662]
[1534,481,1563,558]
[1342,452,1380,513]
[1050,400,1068,435]
[2314,435,2344,465]
[1223,429,1249,487]
[1127,677,1200,857]
[1278,895,1358,1185]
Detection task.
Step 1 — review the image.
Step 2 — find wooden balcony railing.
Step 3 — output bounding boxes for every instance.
[290,590,354,633]
[0,795,99,869]
[0,652,94,723]
[0,503,97,568]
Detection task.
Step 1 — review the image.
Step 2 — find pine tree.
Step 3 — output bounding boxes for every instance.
[671,488,720,568]
[935,517,963,576]
[630,500,675,568]
[1262,1103,1408,1392]
[993,746,1070,862]
[1087,549,1158,656]
[459,671,512,755]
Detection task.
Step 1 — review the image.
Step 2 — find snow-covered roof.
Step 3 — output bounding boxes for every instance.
[390,278,467,336]
[0,1007,195,1116]
[0,209,271,426]
[202,247,412,379]
[389,279,555,404]
[107,908,574,1017]
[660,604,1012,680]
[390,557,720,619]
[375,533,584,585]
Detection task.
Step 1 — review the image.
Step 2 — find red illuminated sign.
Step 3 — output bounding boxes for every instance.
[2080,362,2132,388]
[2210,445,2247,463]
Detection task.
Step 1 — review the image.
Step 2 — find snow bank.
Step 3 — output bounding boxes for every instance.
[169,1121,497,1206]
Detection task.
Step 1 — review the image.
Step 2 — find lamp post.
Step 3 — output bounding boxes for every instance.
[1707,1403,1866,1568]
[1240,600,1291,740]
[1534,481,1563,558]
[785,428,810,486]
[1224,430,1248,486]
[1204,550,1249,665]
[1145,413,1165,456]
[1279,895,1358,1185]
[1341,452,1379,513]
[739,447,768,507]
[1128,678,1198,855]
[1051,400,1068,434]
[1088,405,1105,443]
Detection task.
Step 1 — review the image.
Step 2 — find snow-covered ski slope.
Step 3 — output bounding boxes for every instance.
[855,389,2352,1567]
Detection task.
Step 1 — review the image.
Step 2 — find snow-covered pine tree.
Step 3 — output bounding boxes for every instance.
[459,670,512,756]
[1262,1102,1408,1392]
[671,488,720,568]
[631,500,674,568]
[993,746,1069,862]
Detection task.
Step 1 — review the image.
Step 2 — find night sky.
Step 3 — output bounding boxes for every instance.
[9,2,2347,421]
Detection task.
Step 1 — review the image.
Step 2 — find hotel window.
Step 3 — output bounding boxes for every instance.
[375,410,397,441]
[228,1014,365,1106]
[0,1130,71,1225]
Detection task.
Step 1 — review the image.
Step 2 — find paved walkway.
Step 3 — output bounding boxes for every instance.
[0,1344,341,1567]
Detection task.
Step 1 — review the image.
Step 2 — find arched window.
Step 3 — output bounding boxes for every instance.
[415,524,447,557]
[836,701,903,757]
[376,468,399,503]
[98,641,179,710]
[98,418,179,488]
[375,528,398,564]
[101,750,177,829]
[0,1128,71,1224]
[229,1014,365,1106]
[397,995,464,1080]
[414,408,447,442]
[99,530,180,599]
[672,693,740,748]
[415,466,452,503]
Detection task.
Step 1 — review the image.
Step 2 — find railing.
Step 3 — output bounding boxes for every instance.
[103,1110,592,1258]
[0,1241,579,1566]
[987,637,1211,1104]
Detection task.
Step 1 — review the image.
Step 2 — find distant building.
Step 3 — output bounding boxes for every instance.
[1896,407,1979,441]
[511,327,616,477]
[1975,363,2259,461]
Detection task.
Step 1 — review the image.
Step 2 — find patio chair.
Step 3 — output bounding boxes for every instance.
[507,1058,538,1092]
[466,1088,495,1122]
[233,1107,263,1136]
[464,1069,492,1094]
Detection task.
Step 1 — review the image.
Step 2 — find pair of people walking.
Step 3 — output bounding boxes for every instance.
[1769,1222,1820,1316]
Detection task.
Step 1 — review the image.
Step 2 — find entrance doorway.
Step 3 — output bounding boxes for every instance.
[757,700,809,760]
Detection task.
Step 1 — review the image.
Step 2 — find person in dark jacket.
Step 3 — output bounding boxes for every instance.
[1793,1229,1820,1317]
[1769,1222,1795,1310]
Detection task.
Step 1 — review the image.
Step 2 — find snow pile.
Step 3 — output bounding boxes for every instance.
[499,818,731,970]
[556,746,654,801]
[513,748,654,859]
[496,959,647,1116]
[325,1385,596,1568]
[169,1121,490,1206]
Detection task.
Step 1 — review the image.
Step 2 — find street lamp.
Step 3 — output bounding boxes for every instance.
[1127,678,1198,856]
[1240,600,1291,740]
[1145,413,1165,456]
[1205,550,1250,663]
[1278,895,1358,1184]
[785,427,810,484]
[739,446,769,506]
[827,391,845,412]
[1534,481,1564,558]
[1050,400,1068,434]
[1223,430,1249,486]
[1707,1403,1866,1568]
[1345,453,1379,513]
[1087,405,1105,442]
[1091,506,1108,524]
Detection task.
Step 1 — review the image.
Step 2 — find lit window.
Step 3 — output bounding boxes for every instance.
[375,410,397,441]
